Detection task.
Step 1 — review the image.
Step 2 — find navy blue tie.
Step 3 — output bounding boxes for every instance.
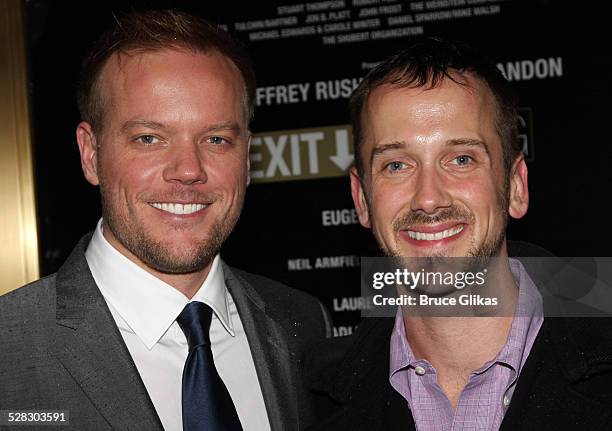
[176,302,243,431]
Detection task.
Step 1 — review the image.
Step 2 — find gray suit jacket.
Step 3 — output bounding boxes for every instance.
[0,234,331,430]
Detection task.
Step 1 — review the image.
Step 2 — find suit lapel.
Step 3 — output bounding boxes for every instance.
[51,236,163,430]
[322,317,416,431]
[501,317,612,430]
[223,265,300,431]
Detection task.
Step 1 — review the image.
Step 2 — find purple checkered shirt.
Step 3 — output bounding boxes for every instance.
[389,259,543,431]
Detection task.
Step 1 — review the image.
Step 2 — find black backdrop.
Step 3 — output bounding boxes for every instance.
[26,0,610,335]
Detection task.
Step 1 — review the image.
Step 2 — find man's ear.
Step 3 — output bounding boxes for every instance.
[350,166,371,228]
[508,155,529,219]
[246,133,252,186]
[76,122,100,186]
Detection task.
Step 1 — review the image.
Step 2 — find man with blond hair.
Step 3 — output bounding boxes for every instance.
[0,10,329,431]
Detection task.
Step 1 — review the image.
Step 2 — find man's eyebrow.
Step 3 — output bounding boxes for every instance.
[447,138,490,157]
[370,141,406,163]
[119,120,243,135]
[203,121,242,135]
[368,138,491,165]
[120,119,166,133]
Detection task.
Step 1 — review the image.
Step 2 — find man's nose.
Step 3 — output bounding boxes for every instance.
[410,167,452,214]
[162,141,208,185]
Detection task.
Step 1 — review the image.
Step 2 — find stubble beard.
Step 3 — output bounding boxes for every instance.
[371,177,510,261]
[368,183,509,299]
[100,187,240,275]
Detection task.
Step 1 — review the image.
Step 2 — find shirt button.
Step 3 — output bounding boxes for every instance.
[503,396,511,407]
[414,366,426,376]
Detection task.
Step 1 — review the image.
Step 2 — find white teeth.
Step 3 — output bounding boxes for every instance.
[407,225,464,241]
[151,203,207,215]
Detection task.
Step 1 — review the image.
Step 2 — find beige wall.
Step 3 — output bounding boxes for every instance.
[0,0,40,295]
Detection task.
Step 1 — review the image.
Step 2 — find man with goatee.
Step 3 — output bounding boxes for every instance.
[309,38,612,430]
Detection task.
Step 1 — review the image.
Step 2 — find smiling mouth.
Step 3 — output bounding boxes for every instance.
[405,225,464,241]
[150,202,208,215]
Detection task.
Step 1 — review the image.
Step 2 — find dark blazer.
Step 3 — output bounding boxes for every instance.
[0,234,331,431]
[308,316,612,430]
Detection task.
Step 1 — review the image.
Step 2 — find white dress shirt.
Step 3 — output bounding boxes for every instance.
[85,219,271,431]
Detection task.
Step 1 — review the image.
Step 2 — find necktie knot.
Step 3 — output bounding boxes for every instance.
[176,302,213,351]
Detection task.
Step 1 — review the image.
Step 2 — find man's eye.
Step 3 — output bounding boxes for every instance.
[385,161,407,172]
[451,155,474,166]
[135,135,160,145]
[208,136,229,145]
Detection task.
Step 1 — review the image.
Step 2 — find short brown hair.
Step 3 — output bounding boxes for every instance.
[350,37,521,178]
[77,9,256,133]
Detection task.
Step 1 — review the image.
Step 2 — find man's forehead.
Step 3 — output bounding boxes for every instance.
[362,75,497,140]
[97,49,163,100]
[356,74,503,175]
[99,47,224,84]
[94,47,247,128]
[367,73,491,113]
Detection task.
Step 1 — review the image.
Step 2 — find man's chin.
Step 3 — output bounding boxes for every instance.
[139,248,216,274]
[124,233,222,275]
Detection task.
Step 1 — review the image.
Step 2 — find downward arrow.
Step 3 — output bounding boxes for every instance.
[329,130,354,171]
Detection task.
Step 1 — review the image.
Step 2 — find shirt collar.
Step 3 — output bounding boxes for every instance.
[494,258,544,371]
[390,307,413,376]
[85,219,235,350]
[389,258,544,376]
